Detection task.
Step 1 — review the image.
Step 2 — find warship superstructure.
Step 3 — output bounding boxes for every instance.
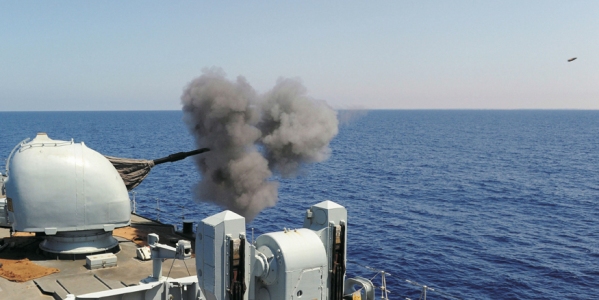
[0,133,382,300]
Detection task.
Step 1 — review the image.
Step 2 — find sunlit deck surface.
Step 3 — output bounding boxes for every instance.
[0,214,196,300]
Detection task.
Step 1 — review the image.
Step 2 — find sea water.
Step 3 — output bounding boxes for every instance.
[0,110,597,299]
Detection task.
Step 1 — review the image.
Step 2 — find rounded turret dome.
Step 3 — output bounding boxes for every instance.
[5,133,130,234]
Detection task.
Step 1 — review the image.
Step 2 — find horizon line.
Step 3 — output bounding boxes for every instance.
[2,108,599,113]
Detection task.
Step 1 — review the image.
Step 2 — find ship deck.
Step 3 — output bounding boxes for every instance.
[0,214,197,300]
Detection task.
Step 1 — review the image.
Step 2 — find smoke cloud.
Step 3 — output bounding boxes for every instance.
[259,78,339,176]
[181,68,338,221]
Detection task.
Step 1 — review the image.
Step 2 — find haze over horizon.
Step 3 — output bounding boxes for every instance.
[1,1,598,111]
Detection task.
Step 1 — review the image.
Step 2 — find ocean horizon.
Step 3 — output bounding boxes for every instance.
[1,110,597,299]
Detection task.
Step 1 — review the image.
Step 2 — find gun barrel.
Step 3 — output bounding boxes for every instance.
[152,148,210,165]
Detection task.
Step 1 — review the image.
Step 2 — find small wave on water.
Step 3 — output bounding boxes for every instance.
[1,110,598,299]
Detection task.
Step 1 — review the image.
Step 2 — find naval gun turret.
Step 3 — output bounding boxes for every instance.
[2,133,209,258]
[4,133,131,258]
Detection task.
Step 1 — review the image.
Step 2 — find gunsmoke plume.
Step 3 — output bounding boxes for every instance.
[181,68,338,221]
[259,78,339,176]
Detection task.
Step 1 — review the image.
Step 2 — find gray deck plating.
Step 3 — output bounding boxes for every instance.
[0,214,196,300]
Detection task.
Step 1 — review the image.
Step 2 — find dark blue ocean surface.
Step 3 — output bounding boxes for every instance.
[1,110,598,299]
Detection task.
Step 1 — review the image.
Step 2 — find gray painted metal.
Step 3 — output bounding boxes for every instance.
[253,229,328,300]
[74,276,201,300]
[2,199,370,300]
[5,133,131,233]
[0,174,8,227]
[344,277,376,300]
[40,230,120,255]
[141,233,192,282]
[0,197,9,227]
[0,208,197,299]
[86,253,118,270]
[196,200,350,300]
[197,210,248,300]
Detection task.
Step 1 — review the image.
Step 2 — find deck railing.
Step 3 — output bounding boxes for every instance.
[129,192,192,231]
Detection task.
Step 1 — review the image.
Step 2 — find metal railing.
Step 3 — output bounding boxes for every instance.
[129,192,192,231]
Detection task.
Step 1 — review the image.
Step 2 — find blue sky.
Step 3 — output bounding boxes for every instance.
[1,1,598,111]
